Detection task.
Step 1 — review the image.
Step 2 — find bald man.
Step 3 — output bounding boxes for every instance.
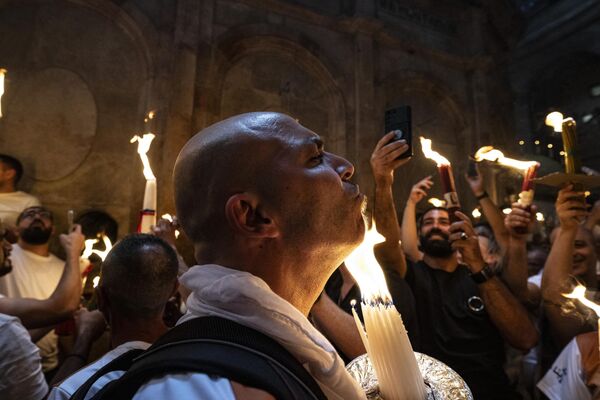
[130,113,367,399]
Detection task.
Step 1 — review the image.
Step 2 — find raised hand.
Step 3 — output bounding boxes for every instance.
[370,132,411,184]
[408,176,433,205]
[449,211,486,272]
[505,202,538,240]
[555,185,588,231]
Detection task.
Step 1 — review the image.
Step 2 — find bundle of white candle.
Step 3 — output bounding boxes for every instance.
[345,225,426,400]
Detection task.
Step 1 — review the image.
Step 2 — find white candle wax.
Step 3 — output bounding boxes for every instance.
[143,179,157,210]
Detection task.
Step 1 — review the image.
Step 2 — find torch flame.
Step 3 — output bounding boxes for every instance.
[92,276,100,288]
[0,68,6,118]
[474,146,538,172]
[130,133,156,180]
[428,198,446,208]
[344,224,392,301]
[420,136,450,166]
[564,285,600,317]
[545,111,564,132]
[81,239,98,260]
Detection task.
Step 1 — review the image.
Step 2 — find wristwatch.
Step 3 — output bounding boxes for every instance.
[470,264,494,284]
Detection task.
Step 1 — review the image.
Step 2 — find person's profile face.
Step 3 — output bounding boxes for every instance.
[266,119,365,249]
[572,228,596,278]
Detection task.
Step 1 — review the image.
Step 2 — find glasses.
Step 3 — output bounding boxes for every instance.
[21,209,52,220]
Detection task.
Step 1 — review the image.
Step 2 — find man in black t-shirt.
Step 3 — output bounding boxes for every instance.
[370,133,539,399]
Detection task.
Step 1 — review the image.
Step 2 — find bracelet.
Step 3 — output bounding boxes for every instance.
[64,353,87,363]
[476,191,489,200]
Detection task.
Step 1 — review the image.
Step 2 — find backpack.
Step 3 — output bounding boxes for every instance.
[70,316,327,400]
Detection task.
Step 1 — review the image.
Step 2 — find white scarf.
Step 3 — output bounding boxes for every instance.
[179,264,366,400]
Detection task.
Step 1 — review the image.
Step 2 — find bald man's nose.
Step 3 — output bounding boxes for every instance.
[333,154,355,181]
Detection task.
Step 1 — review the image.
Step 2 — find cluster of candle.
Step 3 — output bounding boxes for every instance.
[345,226,426,400]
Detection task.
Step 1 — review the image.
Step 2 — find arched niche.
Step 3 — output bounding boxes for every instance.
[206,32,347,156]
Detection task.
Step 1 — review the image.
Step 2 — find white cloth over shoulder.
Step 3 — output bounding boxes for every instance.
[0,191,40,227]
[48,341,151,400]
[137,264,366,400]
[538,337,591,400]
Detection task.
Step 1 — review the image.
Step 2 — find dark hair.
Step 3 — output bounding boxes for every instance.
[0,154,24,185]
[100,234,178,318]
[474,223,501,256]
[16,206,53,225]
[417,206,449,230]
[75,210,118,243]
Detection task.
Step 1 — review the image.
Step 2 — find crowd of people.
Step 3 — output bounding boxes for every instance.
[0,112,599,399]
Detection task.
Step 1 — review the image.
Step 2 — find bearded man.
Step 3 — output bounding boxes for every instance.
[0,205,66,373]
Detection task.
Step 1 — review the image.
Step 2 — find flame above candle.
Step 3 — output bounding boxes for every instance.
[92,275,100,288]
[161,213,180,238]
[564,285,600,317]
[428,197,446,208]
[545,111,564,132]
[344,225,391,301]
[130,133,156,180]
[474,146,538,172]
[81,238,99,260]
[420,136,450,166]
[81,235,113,262]
[0,69,6,118]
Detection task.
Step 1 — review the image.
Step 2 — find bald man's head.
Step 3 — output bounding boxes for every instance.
[174,113,295,244]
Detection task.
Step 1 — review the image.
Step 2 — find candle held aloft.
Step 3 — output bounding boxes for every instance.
[439,163,461,222]
[131,132,157,233]
[561,118,581,175]
[515,162,540,234]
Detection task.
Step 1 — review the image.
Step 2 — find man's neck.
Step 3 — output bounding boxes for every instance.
[0,182,15,194]
[18,240,50,257]
[110,315,168,348]
[422,253,459,273]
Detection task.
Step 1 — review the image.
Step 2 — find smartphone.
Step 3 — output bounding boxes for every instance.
[384,106,412,159]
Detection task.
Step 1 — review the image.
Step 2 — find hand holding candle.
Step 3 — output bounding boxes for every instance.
[420,137,461,222]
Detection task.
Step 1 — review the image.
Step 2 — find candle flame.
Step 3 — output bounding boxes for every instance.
[472,208,482,219]
[0,68,6,118]
[161,213,180,238]
[428,198,446,208]
[536,212,545,222]
[344,224,392,301]
[81,238,98,260]
[92,276,100,288]
[545,111,564,132]
[564,285,600,318]
[90,235,113,262]
[130,133,156,180]
[474,146,538,172]
[503,208,512,215]
[420,136,450,166]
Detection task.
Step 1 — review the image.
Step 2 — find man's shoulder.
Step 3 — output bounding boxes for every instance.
[51,341,151,399]
[0,190,40,204]
[135,373,235,399]
[0,312,27,335]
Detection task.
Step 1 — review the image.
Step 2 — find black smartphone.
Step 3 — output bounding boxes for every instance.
[384,106,412,159]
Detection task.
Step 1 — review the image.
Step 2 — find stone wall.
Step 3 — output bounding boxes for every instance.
[0,0,520,256]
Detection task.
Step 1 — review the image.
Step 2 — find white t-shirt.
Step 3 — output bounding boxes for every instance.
[0,191,40,227]
[134,374,235,400]
[48,341,151,400]
[528,269,543,288]
[538,337,592,400]
[0,244,65,371]
[0,313,48,400]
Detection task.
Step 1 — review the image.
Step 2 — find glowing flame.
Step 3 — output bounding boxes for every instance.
[91,235,113,261]
[161,213,180,238]
[472,208,482,219]
[545,111,564,132]
[420,137,450,166]
[344,225,391,301]
[81,239,99,260]
[536,212,545,222]
[92,276,100,288]
[428,198,446,207]
[130,133,156,180]
[474,146,538,172]
[0,69,6,118]
[564,285,600,317]
[503,208,512,215]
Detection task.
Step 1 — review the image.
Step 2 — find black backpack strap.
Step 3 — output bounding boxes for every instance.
[68,348,145,400]
[92,316,327,400]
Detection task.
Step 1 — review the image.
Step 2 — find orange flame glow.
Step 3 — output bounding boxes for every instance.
[420,137,450,166]
[474,146,538,172]
[564,285,600,317]
[130,133,156,180]
[0,69,6,118]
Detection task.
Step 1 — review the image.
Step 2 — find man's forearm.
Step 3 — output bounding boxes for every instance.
[479,197,509,251]
[311,294,366,360]
[479,277,538,351]
[401,201,422,262]
[541,228,577,301]
[503,237,539,308]
[373,179,401,242]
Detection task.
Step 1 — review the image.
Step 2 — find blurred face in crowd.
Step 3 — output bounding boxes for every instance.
[17,206,54,245]
[0,226,11,276]
[527,246,548,277]
[419,208,453,258]
[571,227,597,282]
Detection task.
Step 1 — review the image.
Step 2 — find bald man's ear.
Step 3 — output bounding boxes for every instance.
[225,193,279,239]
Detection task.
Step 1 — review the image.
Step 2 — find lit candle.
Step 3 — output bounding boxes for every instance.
[345,226,426,399]
[420,137,461,222]
[0,68,6,118]
[131,132,157,233]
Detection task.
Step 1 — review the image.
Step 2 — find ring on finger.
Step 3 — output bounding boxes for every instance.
[460,232,468,240]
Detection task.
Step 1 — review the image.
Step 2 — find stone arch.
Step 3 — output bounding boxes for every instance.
[203,26,347,155]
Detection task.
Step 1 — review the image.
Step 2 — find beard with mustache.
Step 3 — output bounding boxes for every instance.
[419,228,454,258]
[19,221,52,245]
